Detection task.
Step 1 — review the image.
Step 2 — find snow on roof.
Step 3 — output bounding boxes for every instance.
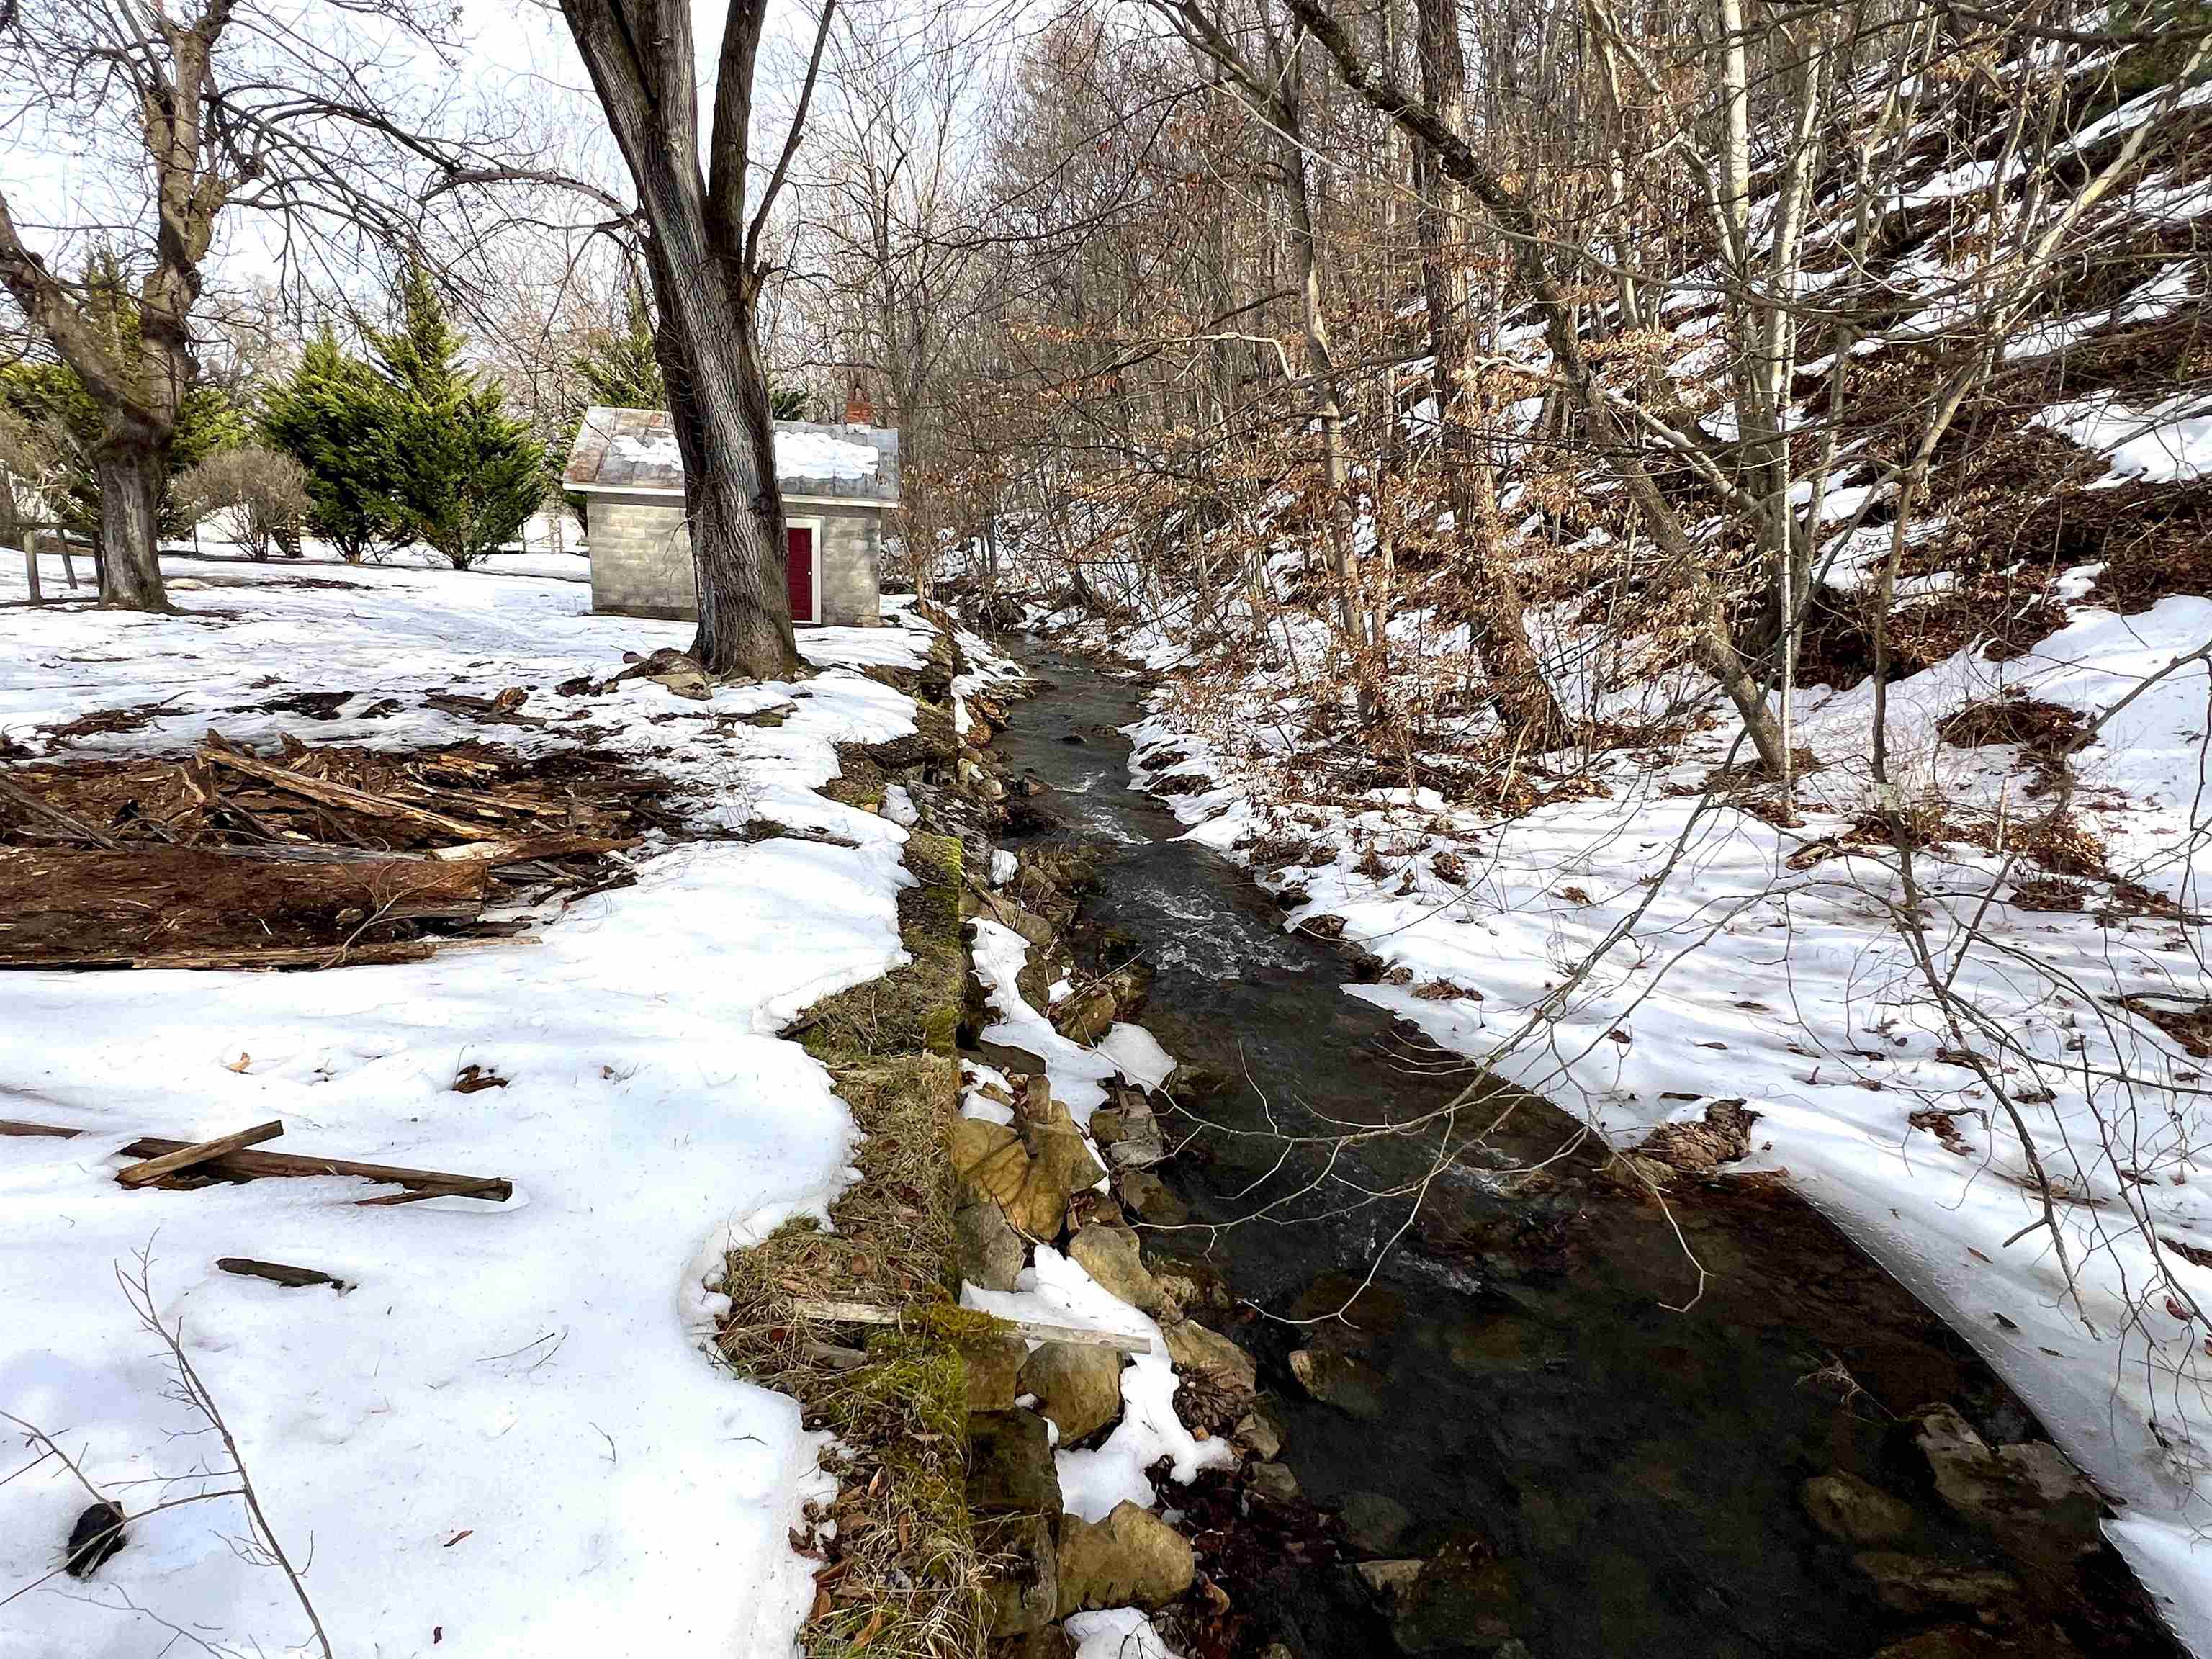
[565,405,899,505]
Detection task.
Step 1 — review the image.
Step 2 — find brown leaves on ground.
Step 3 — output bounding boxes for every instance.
[2123,995,2212,1059]
[1938,692,2090,791]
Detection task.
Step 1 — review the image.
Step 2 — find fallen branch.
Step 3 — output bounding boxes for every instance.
[197,732,495,840]
[217,1257,351,1291]
[0,773,121,849]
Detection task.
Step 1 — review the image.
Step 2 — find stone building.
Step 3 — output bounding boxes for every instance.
[562,405,897,626]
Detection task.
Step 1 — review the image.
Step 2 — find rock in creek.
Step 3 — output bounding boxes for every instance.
[1146,1246,1231,1313]
[1799,1470,1915,1547]
[1287,1346,1388,1419]
[1162,1317,1259,1401]
[1852,1551,2020,1617]
[1913,1404,2103,1573]
[1092,1092,1166,1171]
[1247,1460,1301,1503]
[1052,981,1120,1047]
[1116,1167,1189,1226]
[1067,1225,1177,1318]
[953,1196,1025,1292]
[1020,1340,1125,1444]
[1354,1557,1424,1599]
[1233,1408,1283,1462]
[1341,1490,1415,1556]
[1873,1627,2061,1659]
[1055,1501,1195,1617]
[1384,1540,1519,1655]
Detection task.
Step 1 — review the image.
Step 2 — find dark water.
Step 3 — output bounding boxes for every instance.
[986,642,2176,1659]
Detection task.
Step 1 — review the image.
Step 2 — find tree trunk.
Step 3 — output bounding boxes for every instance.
[1412,0,1565,747]
[562,0,800,684]
[94,432,169,611]
[647,243,797,679]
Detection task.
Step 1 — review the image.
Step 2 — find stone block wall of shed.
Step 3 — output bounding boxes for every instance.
[815,508,881,627]
[585,491,881,626]
[586,494,694,621]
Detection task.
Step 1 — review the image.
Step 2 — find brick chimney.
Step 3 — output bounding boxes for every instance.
[845,377,874,428]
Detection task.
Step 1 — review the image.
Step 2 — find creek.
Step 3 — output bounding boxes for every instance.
[983,639,2177,1659]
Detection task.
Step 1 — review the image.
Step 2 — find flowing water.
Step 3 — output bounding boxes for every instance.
[985,640,2177,1659]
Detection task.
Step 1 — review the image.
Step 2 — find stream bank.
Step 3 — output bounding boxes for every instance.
[974,635,2182,1659]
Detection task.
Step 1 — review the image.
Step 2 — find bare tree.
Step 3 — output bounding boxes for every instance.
[0,0,512,611]
[553,0,840,678]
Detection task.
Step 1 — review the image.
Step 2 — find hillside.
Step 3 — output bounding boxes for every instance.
[944,22,2212,1649]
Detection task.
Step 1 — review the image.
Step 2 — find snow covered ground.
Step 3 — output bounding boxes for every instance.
[0,558,933,1657]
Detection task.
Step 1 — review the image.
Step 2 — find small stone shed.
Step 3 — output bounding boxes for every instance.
[564,405,899,626]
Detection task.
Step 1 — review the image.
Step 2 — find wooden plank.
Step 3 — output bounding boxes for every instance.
[117,1120,284,1187]
[22,544,40,606]
[122,1138,513,1201]
[217,1257,351,1291]
[793,1297,1151,1355]
[0,1118,512,1202]
[354,1177,511,1207]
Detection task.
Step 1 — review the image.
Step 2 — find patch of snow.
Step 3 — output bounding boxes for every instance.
[963,1246,1233,1520]
[1067,1608,1179,1658]
[2035,391,2212,485]
[775,429,881,482]
[1096,1023,1177,1090]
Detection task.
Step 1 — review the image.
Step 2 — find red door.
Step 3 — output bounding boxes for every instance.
[786,525,816,624]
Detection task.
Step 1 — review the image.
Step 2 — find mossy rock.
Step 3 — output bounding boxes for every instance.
[863,701,959,770]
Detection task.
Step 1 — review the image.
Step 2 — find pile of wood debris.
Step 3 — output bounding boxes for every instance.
[0,728,682,970]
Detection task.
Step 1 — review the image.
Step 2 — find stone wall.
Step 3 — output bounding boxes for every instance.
[584,490,881,626]
[811,510,882,628]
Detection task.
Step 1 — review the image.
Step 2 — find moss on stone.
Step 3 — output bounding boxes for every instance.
[800,830,966,1064]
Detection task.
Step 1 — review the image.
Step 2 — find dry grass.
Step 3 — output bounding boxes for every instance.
[714,826,988,1659]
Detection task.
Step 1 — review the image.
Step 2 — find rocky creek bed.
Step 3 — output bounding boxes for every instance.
[956,635,2186,1659]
